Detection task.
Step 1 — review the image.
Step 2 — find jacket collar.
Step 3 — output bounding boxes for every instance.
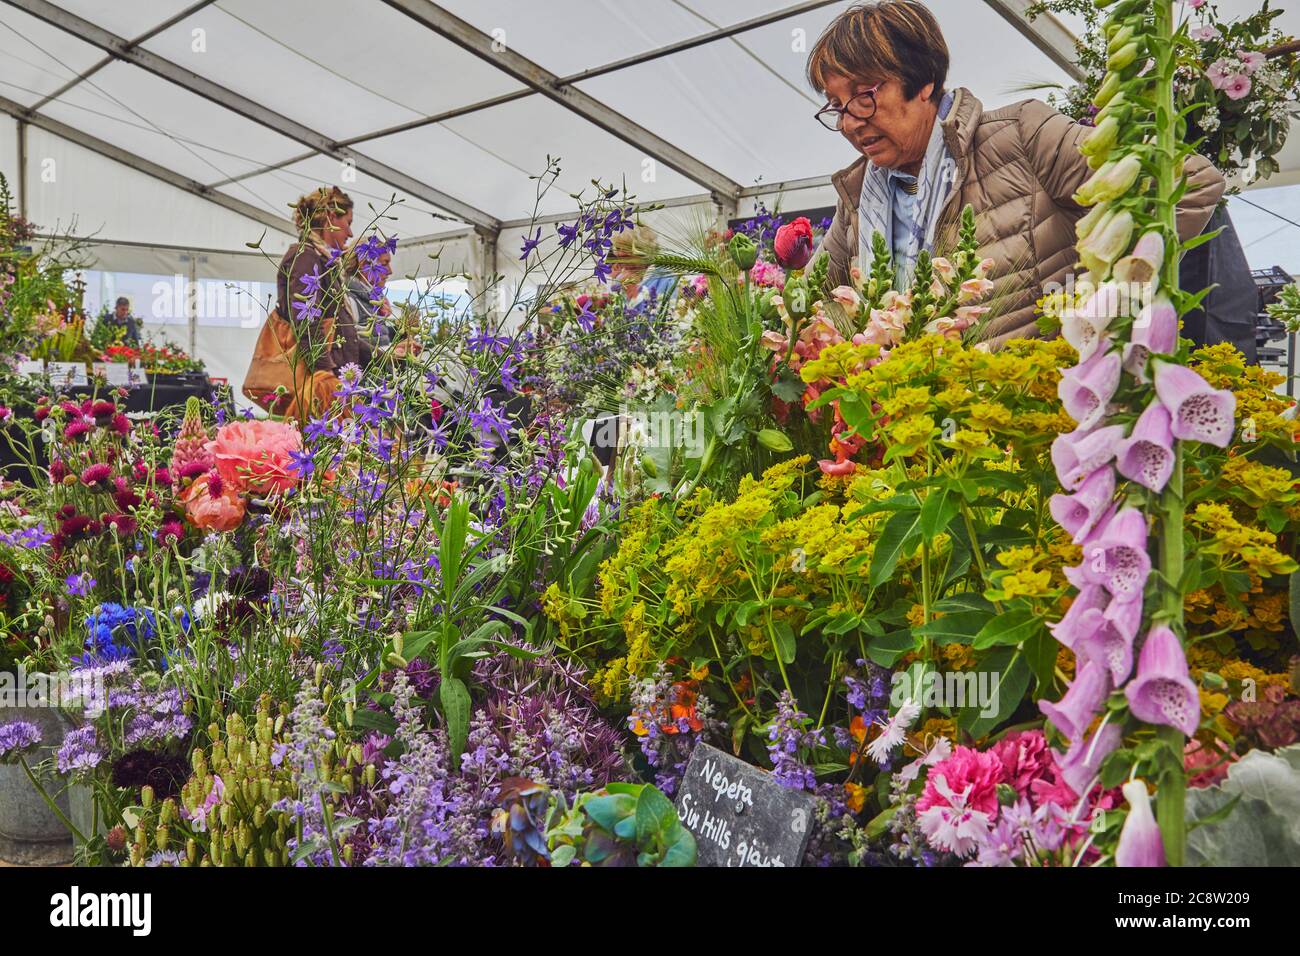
[830,87,984,210]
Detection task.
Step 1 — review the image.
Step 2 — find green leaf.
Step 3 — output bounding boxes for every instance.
[658,828,697,867]
[635,785,679,847]
[914,609,994,645]
[972,607,1042,650]
[870,507,922,588]
[1024,630,1059,697]
[771,619,797,665]
[440,675,472,759]
[919,486,960,542]
[865,628,916,667]
[961,650,1029,738]
[551,843,577,867]
[583,794,636,833]
[932,593,994,614]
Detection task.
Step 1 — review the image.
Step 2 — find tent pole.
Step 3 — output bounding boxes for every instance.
[15,118,26,219]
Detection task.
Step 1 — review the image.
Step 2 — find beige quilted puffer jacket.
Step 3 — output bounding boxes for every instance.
[820,88,1227,347]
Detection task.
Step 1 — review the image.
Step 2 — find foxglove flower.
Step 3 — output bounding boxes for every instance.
[1111,230,1164,292]
[1039,660,1111,742]
[1052,424,1126,490]
[1115,780,1165,867]
[1074,595,1142,684]
[1062,282,1121,362]
[1124,625,1200,736]
[1081,507,1151,603]
[1122,294,1178,381]
[1050,584,1110,651]
[1153,361,1236,448]
[1078,209,1135,274]
[1115,401,1175,492]
[1074,155,1141,206]
[1050,466,1115,544]
[1056,722,1122,797]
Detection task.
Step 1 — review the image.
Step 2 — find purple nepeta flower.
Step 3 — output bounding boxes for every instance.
[767,691,825,791]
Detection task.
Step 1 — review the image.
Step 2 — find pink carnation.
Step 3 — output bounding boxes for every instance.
[917,745,1006,818]
[206,419,304,496]
[990,730,1055,795]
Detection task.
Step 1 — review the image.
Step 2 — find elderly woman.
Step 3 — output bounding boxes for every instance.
[809,1,1226,346]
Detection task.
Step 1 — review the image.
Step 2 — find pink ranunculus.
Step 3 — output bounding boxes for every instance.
[1222,73,1252,100]
[206,419,304,496]
[182,474,247,532]
[749,258,787,289]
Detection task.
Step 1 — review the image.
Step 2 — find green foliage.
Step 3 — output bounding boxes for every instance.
[546,782,696,867]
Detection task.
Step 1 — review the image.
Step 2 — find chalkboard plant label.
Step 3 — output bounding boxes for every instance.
[675,742,817,867]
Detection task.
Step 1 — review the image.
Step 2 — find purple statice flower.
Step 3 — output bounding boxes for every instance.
[767,691,825,792]
[56,725,103,776]
[65,571,96,597]
[0,720,42,759]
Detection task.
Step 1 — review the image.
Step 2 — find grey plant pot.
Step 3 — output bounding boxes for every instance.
[0,694,75,865]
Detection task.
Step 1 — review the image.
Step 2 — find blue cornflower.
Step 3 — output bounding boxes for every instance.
[519,227,543,260]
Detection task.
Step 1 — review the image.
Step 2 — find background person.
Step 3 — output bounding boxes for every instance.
[808,1,1227,348]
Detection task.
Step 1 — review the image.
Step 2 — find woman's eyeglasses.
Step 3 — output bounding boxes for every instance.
[814,84,881,131]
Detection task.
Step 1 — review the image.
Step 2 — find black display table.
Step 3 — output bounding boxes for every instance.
[0,373,213,485]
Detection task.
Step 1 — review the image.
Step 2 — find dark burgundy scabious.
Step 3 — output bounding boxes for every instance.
[49,460,68,483]
[80,462,113,488]
[59,401,81,417]
[56,503,76,520]
[110,749,192,800]
[110,414,131,436]
[206,470,224,498]
[151,466,172,487]
[226,566,272,601]
[63,419,92,441]
[91,400,117,425]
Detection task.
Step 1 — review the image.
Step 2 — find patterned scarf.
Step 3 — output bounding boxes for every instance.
[857,91,957,285]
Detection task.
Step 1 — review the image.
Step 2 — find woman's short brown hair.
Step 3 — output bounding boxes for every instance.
[807,1,949,102]
[293,186,354,233]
